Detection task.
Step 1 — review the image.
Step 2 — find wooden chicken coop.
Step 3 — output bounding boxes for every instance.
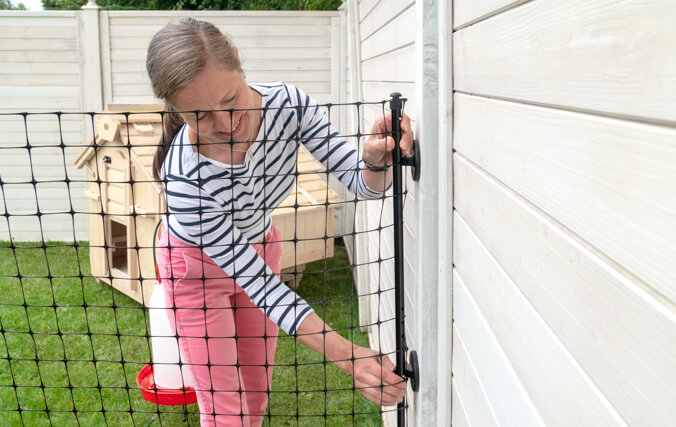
[74,104,339,306]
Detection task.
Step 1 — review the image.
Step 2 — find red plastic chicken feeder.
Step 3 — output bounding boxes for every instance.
[137,364,197,406]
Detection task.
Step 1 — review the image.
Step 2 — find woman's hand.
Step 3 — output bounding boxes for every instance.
[334,345,407,407]
[361,112,414,192]
[295,313,407,407]
[362,112,414,168]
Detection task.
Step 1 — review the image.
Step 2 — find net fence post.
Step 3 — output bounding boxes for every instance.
[390,92,420,427]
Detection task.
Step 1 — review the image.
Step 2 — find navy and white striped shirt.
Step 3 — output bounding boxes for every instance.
[162,82,383,335]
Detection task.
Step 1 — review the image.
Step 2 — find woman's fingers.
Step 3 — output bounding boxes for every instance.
[400,113,414,157]
[365,112,414,160]
[351,348,407,406]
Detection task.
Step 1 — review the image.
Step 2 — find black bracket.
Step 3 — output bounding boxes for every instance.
[404,350,420,392]
[401,139,421,181]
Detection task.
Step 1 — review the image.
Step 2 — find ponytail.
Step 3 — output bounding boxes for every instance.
[153,104,184,181]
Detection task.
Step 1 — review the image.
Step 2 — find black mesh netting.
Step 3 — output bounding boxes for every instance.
[0,98,411,426]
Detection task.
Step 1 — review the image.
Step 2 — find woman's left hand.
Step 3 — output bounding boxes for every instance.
[362,112,414,168]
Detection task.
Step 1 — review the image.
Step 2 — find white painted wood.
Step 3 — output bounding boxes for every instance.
[358,0,380,23]
[451,378,470,427]
[0,63,79,75]
[99,11,113,106]
[453,0,676,124]
[361,43,415,83]
[0,15,75,26]
[360,0,412,41]
[106,10,338,19]
[0,38,77,51]
[454,270,544,426]
[437,0,454,422]
[330,16,341,132]
[0,74,80,86]
[452,325,499,427]
[0,50,79,63]
[453,210,625,426]
[79,4,103,113]
[360,4,415,61]
[454,93,676,305]
[107,22,332,38]
[454,155,676,426]
[0,86,80,98]
[453,0,528,29]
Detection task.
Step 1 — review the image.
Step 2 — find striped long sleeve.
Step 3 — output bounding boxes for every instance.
[161,82,385,335]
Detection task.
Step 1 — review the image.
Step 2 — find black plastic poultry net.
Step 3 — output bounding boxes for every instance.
[0,97,411,426]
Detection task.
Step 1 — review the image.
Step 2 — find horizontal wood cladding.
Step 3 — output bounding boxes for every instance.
[106,13,334,104]
[451,323,500,427]
[454,93,676,305]
[360,4,414,62]
[359,0,412,42]
[453,0,529,29]
[453,210,624,425]
[454,155,676,426]
[453,0,676,124]
[453,270,544,426]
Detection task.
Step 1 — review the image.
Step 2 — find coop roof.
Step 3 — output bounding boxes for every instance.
[73,104,164,170]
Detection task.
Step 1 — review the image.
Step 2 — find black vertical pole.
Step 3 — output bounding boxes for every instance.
[390,92,407,426]
[389,92,420,427]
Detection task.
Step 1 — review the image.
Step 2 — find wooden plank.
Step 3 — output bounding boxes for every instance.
[454,93,676,304]
[0,50,79,63]
[360,4,415,62]
[454,155,676,425]
[358,0,380,23]
[106,10,337,19]
[359,0,413,41]
[0,86,80,98]
[108,15,332,26]
[451,378,470,427]
[0,74,79,86]
[0,98,81,111]
[0,63,79,75]
[453,0,528,29]
[108,23,331,38]
[0,38,77,51]
[454,270,545,426]
[238,47,331,60]
[451,324,499,427]
[0,16,75,27]
[453,210,625,425]
[361,42,415,83]
[453,0,676,123]
[0,26,76,39]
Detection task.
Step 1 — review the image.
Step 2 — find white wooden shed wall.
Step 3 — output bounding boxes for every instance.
[451,1,676,426]
[0,10,339,241]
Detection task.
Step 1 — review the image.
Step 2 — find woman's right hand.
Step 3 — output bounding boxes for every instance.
[295,313,407,406]
[334,345,407,407]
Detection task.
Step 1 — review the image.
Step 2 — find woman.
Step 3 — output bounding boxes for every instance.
[147,17,412,426]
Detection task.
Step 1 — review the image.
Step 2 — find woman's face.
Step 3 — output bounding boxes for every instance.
[172,63,257,148]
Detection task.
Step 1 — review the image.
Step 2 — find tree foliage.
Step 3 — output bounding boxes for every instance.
[0,0,27,9]
[42,0,342,10]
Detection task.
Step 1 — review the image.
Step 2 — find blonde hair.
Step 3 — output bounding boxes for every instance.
[146,18,243,179]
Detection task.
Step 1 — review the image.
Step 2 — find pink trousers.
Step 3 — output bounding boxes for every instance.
[157,226,282,427]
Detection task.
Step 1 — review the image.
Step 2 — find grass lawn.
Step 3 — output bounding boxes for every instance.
[0,240,382,426]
